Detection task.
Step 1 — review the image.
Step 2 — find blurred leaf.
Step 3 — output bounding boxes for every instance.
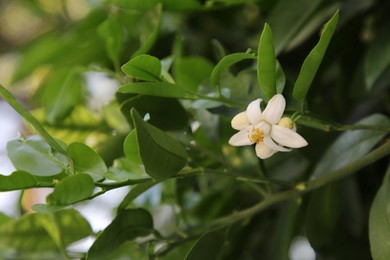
[267,0,323,55]
[186,232,224,260]
[275,60,286,94]
[0,213,12,227]
[131,109,187,181]
[257,23,276,100]
[0,171,38,191]
[118,82,190,99]
[117,182,157,213]
[107,0,202,11]
[364,21,390,90]
[292,10,339,103]
[87,208,153,260]
[42,68,84,124]
[369,164,390,260]
[0,209,92,251]
[124,130,142,164]
[122,54,162,81]
[174,56,214,92]
[210,52,256,87]
[68,142,107,181]
[31,204,68,213]
[46,174,95,205]
[103,101,131,134]
[6,136,68,177]
[98,17,123,67]
[311,114,390,179]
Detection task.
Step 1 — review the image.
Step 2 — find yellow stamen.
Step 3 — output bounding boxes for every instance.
[248,127,264,144]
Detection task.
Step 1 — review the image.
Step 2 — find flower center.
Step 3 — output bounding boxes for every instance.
[248,127,264,144]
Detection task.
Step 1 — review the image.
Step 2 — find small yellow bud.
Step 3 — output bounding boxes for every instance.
[52,179,60,185]
[278,117,295,130]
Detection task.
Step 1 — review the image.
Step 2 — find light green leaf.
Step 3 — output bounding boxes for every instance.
[68,142,107,181]
[124,130,142,165]
[6,136,68,177]
[117,182,157,213]
[292,10,339,102]
[369,164,390,260]
[122,54,162,81]
[257,23,276,100]
[364,21,390,90]
[311,114,390,179]
[31,204,68,213]
[87,208,153,260]
[98,18,123,67]
[186,232,224,260]
[118,82,190,99]
[131,109,187,181]
[275,60,286,94]
[107,0,202,11]
[46,174,95,205]
[210,52,256,87]
[0,171,38,191]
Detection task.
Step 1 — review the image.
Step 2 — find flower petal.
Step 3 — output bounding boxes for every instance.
[263,136,290,152]
[229,127,253,146]
[255,142,276,159]
[271,125,308,148]
[231,112,249,130]
[246,99,262,125]
[262,94,285,124]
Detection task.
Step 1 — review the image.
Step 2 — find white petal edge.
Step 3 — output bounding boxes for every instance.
[263,136,290,152]
[231,112,249,130]
[229,127,253,146]
[271,125,308,148]
[262,94,285,124]
[255,142,276,159]
[246,99,262,125]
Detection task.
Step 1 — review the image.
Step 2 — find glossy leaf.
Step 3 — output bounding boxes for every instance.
[118,82,190,99]
[292,10,339,102]
[68,142,107,181]
[6,136,68,176]
[186,232,224,260]
[257,23,276,100]
[131,109,187,181]
[210,52,256,87]
[98,18,123,67]
[46,174,95,205]
[310,114,390,179]
[369,164,390,260]
[122,54,162,81]
[87,208,153,259]
[0,209,92,251]
[0,171,38,191]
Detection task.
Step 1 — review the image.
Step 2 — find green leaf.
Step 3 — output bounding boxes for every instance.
[257,23,276,100]
[267,0,323,55]
[87,208,153,260]
[311,114,390,179]
[131,109,187,181]
[46,174,95,205]
[98,18,123,67]
[186,232,224,260]
[6,136,68,177]
[0,171,38,191]
[292,10,339,102]
[275,60,286,94]
[68,142,107,181]
[122,54,162,81]
[369,164,390,260]
[210,52,256,87]
[124,130,143,165]
[31,204,68,213]
[118,82,190,99]
[0,209,92,251]
[107,0,202,11]
[117,182,157,213]
[364,21,390,90]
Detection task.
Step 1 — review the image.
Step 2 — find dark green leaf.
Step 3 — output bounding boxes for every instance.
[369,164,390,260]
[46,174,95,205]
[117,182,157,213]
[6,136,68,176]
[0,171,38,191]
[131,109,187,181]
[311,114,390,179]
[257,23,276,100]
[98,18,123,67]
[210,52,256,87]
[122,54,162,81]
[292,10,339,102]
[186,232,224,260]
[87,208,153,260]
[118,82,190,99]
[68,142,107,181]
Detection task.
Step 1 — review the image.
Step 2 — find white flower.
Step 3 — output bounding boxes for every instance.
[229,94,308,159]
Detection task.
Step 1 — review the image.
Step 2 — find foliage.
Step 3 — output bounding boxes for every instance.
[0,0,389,259]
